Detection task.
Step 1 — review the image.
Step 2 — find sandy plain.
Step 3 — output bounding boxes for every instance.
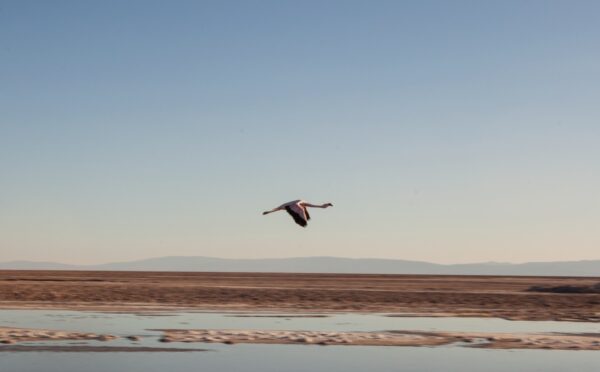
[1,271,599,351]
[1,270,599,321]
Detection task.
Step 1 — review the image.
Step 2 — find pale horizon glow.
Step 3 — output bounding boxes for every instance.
[7,254,600,267]
[1,1,599,265]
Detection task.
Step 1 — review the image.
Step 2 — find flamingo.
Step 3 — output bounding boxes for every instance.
[262,200,333,227]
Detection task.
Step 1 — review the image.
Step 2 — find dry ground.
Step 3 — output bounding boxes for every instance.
[1,271,599,321]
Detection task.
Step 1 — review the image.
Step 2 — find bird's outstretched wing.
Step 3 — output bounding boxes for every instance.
[303,206,311,220]
[285,205,308,227]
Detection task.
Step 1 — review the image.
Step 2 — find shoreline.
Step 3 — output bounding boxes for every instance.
[2,325,600,351]
[0,301,597,323]
[156,328,600,350]
[2,270,599,322]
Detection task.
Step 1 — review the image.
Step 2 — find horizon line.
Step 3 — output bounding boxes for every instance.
[3,255,600,267]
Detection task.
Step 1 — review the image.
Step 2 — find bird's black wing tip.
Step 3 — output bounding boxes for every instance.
[285,206,308,227]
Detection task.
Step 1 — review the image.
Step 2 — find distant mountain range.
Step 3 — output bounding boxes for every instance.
[1,256,599,277]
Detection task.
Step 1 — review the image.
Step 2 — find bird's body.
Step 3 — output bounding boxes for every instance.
[262,200,333,227]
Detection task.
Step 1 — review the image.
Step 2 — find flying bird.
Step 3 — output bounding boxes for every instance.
[262,200,333,227]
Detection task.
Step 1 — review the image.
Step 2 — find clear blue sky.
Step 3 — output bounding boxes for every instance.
[1,0,599,264]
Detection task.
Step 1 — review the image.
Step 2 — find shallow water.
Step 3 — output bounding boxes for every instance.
[2,344,600,372]
[1,310,600,372]
[2,310,599,335]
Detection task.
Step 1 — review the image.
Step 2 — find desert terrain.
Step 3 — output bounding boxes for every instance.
[1,270,599,322]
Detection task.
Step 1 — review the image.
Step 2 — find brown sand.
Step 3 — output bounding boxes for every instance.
[0,345,207,352]
[0,326,116,344]
[155,328,600,350]
[156,328,451,346]
[2,325,599,351]
[1,271,600,321]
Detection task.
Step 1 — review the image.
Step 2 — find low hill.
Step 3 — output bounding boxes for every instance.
[1,256,599,276]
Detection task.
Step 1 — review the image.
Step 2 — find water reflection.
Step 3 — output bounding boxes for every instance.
[1,310,599,335]
[1,310,600,372]
[2,344,600,372]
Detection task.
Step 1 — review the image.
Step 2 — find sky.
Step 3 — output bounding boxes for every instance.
[1,0,599,265]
